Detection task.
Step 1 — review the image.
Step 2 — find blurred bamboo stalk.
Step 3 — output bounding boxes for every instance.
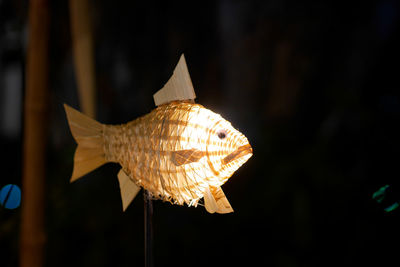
[70,0,96,117]
[20,0,50,267]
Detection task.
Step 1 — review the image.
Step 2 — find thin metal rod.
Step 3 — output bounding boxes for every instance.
[144,190,153,267]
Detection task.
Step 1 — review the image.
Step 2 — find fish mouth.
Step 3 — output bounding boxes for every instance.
[223,143,253,165]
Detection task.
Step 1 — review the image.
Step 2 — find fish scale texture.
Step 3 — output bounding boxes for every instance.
[103,102,227,206]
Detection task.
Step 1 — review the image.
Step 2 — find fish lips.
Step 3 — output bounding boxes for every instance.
[222,143,253,165]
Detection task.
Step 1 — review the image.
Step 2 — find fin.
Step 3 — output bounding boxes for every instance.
[210,186,234,213]
[64,104,107,182]
[171,148,205,166]
[204,186,219,213]
[117,169,141,211]
[204,186,234,214]
[153,54,196,106]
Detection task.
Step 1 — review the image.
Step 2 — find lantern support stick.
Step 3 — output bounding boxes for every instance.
[144,190,153,267]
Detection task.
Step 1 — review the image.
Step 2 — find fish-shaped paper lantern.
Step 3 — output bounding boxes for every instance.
[64,55,252,213]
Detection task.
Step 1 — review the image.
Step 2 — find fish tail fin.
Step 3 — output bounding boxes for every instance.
[64,104,107,182]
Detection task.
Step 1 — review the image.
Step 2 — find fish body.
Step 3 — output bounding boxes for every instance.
[64,55,252,213]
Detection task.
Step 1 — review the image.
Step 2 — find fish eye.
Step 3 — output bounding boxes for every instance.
[217,130,227,140]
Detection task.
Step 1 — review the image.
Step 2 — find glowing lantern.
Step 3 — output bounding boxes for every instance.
[64,54,252,213]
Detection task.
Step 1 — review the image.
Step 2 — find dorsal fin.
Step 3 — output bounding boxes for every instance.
[153,54,196,106]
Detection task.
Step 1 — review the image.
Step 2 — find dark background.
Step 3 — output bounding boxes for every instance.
[1,0,400,266]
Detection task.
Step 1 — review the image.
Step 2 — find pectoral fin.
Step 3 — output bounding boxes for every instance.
[117,169,141,211]
[203,186,234,214]
[171,148,205,166]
